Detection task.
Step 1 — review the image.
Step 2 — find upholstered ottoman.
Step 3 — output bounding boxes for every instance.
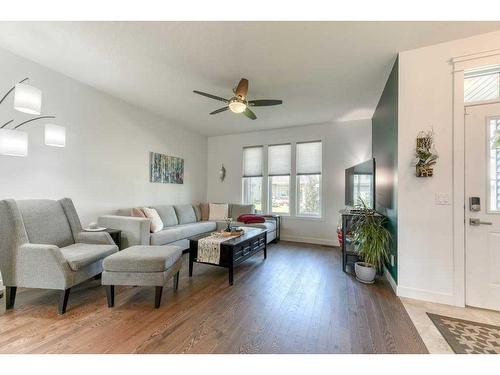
[102,245,182,308]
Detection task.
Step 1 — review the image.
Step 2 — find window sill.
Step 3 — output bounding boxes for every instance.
[283,215,324,221]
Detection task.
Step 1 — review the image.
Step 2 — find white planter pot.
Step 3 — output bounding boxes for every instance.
[354,262,376,284]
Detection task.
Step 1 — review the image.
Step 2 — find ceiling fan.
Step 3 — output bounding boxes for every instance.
[193,78,283,120]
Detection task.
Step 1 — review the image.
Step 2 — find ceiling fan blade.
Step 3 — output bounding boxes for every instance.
[209,107,229,115]
[235,78,249,99]
[242,107,257,120]
[248,99,283,107]
[193,90,228,103]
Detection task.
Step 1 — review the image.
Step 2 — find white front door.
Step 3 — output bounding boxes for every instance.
[465,102,500,311]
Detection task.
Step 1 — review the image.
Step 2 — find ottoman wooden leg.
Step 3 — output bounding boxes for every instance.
[173,271,180,291]
[105,285,114,308]
[155,286,163,308]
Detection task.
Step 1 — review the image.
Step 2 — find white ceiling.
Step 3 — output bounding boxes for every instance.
[0,21,499,136]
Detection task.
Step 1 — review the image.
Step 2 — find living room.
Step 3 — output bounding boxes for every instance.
[1,1,500,373]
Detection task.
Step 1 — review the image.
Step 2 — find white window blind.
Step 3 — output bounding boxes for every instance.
[268,144,291,176]
[242,146,263,177]
[296,141,322,175]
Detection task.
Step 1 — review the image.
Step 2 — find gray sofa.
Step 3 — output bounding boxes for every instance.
[0,198,118,314]
[98,203,277,251]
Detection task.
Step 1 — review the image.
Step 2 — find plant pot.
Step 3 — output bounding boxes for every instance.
[354,262,376,284]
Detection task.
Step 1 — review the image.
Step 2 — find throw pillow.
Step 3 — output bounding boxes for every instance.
[131,207,146,218]
[200,203,210,221]
[237,214,265,224]
[193,204,202,222]
[209,203,229,221]
[142,207,164,233]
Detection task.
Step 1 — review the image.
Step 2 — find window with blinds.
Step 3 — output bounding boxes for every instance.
[242,146,263,212]
[242,146,263,177]
[296,141,322,217]
[268,144,291,215]
[240,141,323,218]
[464,67,500,103]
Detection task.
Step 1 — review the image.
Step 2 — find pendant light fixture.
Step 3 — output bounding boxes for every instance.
[0,78,65,157]
[13,82,42,115]
[44,124,66,147]
[0,128,28,157]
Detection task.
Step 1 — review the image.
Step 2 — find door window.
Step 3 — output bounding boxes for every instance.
[488,117,500,212]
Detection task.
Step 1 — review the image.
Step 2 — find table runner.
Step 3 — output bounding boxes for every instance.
[197,234,237,264]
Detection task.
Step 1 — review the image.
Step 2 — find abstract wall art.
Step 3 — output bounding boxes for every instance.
[149,152,184,184]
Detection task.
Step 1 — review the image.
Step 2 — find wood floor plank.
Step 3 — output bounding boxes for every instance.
[0,242,428,354]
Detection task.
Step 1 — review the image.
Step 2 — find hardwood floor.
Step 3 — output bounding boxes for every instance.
[0,242,427,354]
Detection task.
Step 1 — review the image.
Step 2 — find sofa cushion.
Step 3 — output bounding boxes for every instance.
[152,205,178,227]
[18,199,74,248]
[150,221,216,245]
[103,245,181,273]
[61,243,118,271]
[230,204,255,219]
[237,220,276,233]
[174,204,197,224]
[142,207,163,233]
[193,204,202,222]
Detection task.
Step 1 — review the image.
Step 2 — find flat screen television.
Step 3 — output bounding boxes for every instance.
[345,158,375,209]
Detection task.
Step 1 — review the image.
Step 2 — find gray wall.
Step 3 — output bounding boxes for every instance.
[372,57,398,282]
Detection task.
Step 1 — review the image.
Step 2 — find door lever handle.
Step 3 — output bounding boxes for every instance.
[469,218,493,226]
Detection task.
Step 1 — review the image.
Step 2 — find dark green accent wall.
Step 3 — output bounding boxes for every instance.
[372,57,398,283]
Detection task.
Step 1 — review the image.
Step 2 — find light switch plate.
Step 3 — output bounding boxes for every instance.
[435,192,451,205]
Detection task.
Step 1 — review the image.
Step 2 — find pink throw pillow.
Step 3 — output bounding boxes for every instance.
[131,207,146,217]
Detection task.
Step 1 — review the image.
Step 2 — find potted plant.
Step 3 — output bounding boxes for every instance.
[352,199,391,284]
[415,130,438,177]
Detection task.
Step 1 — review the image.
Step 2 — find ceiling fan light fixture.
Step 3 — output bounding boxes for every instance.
[228,98,247,113]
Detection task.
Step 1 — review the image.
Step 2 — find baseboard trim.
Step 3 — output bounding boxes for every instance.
[280,235,338,247]
[383,267,398,294]
[397,285,456,306]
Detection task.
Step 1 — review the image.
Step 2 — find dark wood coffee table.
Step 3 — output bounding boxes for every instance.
[188,227,267,285]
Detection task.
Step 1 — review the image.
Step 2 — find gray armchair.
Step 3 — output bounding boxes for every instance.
[0,198,118,314]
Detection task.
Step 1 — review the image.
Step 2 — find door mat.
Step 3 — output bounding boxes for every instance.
[427,312,500,354]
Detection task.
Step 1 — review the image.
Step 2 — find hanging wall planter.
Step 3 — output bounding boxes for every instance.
[415,130,438,177]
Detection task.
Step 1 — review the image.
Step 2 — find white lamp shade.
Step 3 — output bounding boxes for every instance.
[0,129,28,157]
[44,124,65,147]
[14,83,42,115]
